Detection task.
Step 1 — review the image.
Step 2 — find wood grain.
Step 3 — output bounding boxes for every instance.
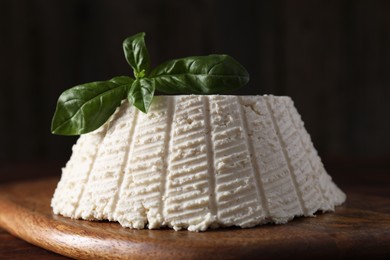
[0,227,69,260]
[0,178,389,260]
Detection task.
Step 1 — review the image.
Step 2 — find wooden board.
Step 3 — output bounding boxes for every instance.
[0,178,389,259]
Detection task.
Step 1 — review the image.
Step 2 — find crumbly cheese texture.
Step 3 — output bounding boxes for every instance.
[51,95,346,231]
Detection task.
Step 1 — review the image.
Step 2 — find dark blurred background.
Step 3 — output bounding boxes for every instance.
[1,0,389,182]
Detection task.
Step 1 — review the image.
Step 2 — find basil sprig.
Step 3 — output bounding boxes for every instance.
[51,32,249,135]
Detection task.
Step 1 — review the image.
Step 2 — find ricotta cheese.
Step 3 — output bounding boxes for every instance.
[51,95,346,231]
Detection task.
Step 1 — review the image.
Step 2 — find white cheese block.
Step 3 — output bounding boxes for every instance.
[51,95,346,231]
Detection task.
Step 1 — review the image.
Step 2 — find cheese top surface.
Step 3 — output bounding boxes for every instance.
[51,95,346,231]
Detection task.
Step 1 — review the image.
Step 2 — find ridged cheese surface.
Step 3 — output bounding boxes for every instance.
[51,95,346,231]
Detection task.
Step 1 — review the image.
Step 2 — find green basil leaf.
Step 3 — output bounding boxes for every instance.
[123,32,150,77]
[109,75,134,86]
[51,77,133,135]
[149,54,249,94]
[128,78,155,113]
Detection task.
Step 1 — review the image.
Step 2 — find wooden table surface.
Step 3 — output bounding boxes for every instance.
[0,162,70,259]
[0,159,389,259]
